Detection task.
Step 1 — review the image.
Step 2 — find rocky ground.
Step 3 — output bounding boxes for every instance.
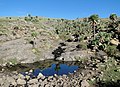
[0,64,101,87]
[0,55,120,87]
[0,17,120,87]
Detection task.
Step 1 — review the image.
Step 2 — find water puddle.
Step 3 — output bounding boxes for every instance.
[3,60,81,77]
[21,63,78,77]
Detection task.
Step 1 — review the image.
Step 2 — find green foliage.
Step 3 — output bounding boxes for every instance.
[109,14,117,21]
[31,31,38,37]
[77,42,88,50]
[8,58,18,65]
[24,16,39,22]
[55,18,92,41]
[106,45,118,56]
[89,14,99,22]
[90,32,112,50]
[24,17,31,21]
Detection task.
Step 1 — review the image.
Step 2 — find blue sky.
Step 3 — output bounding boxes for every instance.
[0,0,120,19]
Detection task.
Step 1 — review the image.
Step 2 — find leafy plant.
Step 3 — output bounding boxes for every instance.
[106,45,118,56]
[89,32,112,50]
[31,31,38,37]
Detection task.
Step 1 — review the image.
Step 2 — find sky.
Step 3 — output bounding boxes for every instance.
[0,0,120,19]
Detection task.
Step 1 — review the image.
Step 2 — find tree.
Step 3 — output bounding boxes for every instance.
[28,14,31,18]
[109,14,119,31]
[89,14,99,40]
[109,14,117,23]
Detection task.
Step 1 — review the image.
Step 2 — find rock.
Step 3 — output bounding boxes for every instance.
[57,50,92,61]
[47,76,53,81]
[17,79,26,85]
[110,39,119,46]
[0,78,3,84]
[6,76,17,86]
[28,79,38,84]
[96,51,107,57]
[18,73,25,79]
[81,80,90,87]
[25,72,29,74]
[29,83,40,87]
[0,38,37,64]
[45,84,50,87]
[37,73,45,80]
[12,75,18,80]
[25,75,30,80]
[54,74,57,77]
[63,83,68,87]
[0,68,4,72]
[37,73,43,77]
[117,69,120,72]
[29,69,33,73]
[62,74,67,79]
[11,80,17,86]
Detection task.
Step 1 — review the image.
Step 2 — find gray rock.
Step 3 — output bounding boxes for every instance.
[47,76,53,81]
[0,78,3,84]
[57,50,93,61]
[81,80,90,87]
[18,73,25,79]
[25,75,30,80]
[6,76,17,86]
[37,73,45,80]
[29,69,33,73]
[28,79,38,84]
[17,78,26,85]
[29,83,40,87]
[96,51,107,59]
[0,38,36,64]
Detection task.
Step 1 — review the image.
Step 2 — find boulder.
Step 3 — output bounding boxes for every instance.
[28,79,38,84]
[17,79,26,85]
[81,80,90,87]
[6,76,17,86]
[18,73,25,79]
[110,39,119,46]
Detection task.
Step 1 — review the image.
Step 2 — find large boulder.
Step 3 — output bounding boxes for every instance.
[0,38,36,64]
[56,50,94,61]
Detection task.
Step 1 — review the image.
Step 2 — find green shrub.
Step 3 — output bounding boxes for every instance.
[106,45,117,56]
[31,32,38,37]
[76,42,88,50]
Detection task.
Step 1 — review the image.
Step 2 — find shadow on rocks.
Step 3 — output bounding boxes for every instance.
[52,46,65,60]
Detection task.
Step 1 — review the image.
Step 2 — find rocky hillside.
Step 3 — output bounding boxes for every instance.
[0,15,120,87]
[0,15,120,66]
[0,17,60,65]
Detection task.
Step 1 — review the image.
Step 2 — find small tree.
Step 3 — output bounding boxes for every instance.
[109,14,117,23]
[109,14,119,31]
[28,14,31,18]
[89,14,99,40]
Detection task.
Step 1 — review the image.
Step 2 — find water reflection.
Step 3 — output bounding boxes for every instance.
[22,63,78,77]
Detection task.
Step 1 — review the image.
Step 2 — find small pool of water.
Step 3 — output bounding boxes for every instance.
[21,63,79,77]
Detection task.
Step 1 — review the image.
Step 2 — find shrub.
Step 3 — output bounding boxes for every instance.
[31,32,38,37]
[106,45,117,56]
[76,42,88,50]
